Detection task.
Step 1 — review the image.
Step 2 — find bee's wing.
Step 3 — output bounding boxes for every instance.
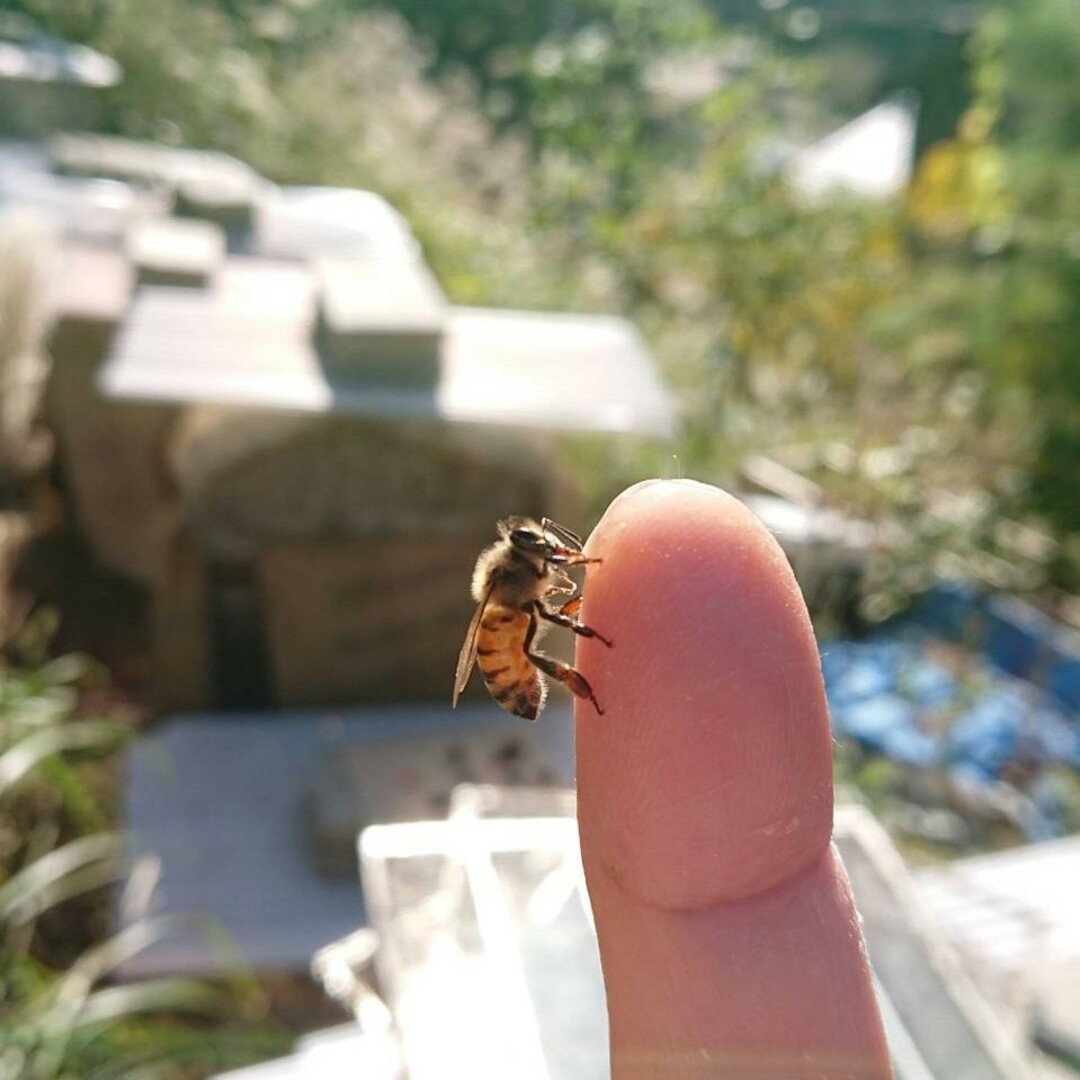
[453,583,494,707]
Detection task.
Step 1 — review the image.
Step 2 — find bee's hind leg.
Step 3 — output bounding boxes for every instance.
[524,606,605,715]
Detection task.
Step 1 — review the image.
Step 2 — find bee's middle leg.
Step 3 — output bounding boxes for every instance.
[523,608,605,715]
[536,599,613,648]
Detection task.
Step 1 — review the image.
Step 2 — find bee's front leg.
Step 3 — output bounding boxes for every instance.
[548,552,603,568]
[544,568,577,599]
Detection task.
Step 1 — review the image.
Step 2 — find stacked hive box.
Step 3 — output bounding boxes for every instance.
[40,134,670,714]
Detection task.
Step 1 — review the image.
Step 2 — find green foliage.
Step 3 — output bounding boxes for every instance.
[93,0,278,154]
[991,3,1080,543]
[998,0,1080,149]
[899,0,1080,557]
[0,652,283,1080]
[2,0,110,41]
[6,0,1078,600]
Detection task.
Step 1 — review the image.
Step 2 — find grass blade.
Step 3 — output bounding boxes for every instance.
[0,721,129,795]
[0,834,123,925]
[56,915,214,998]
[71,979,228,1028]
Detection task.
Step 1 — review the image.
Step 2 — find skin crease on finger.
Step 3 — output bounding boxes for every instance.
[588,844,890,1080]
[574,479,836,910]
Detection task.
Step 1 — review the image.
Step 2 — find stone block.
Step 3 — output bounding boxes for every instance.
[174,173,261,249]
[127,219,225,289]
[315,257,445,385]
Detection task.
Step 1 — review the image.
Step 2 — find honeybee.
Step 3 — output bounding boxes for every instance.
[453,516,613,721]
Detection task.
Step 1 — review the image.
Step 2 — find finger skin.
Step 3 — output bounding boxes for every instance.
[575,480,892,1080]
[577,479,832,907]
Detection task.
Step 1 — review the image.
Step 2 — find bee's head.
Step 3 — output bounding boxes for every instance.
[499,516,553,557]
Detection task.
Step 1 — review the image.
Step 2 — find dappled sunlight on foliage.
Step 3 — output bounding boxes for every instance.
[11,0,1080,603]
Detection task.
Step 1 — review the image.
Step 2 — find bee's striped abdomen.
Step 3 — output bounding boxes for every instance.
[476,604,545,720]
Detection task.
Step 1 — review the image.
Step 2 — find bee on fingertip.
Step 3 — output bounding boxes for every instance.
[453,516,612,721]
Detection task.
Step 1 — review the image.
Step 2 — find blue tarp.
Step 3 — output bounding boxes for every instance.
[822,636,1080,781]
[907,583,1080,712]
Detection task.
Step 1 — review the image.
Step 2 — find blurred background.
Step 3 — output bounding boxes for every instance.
[0,0,1079,1077]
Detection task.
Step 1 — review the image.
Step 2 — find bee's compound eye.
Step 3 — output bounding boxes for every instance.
[511,528,541,547]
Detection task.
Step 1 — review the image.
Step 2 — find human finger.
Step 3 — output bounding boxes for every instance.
[574,480,892,1080]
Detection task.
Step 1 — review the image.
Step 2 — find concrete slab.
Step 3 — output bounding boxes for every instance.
[918,836,1080,1074]
[838,806,1036,1079]
[440,307,676,437]
[255,186,417,263]
[119,704,574,977]
[918,835,1080,966]
[51,133,257,192]
[101,299,677,437]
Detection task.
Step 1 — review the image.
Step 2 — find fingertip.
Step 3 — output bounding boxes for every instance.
[575,480,834,909]
[587,479,740,552]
